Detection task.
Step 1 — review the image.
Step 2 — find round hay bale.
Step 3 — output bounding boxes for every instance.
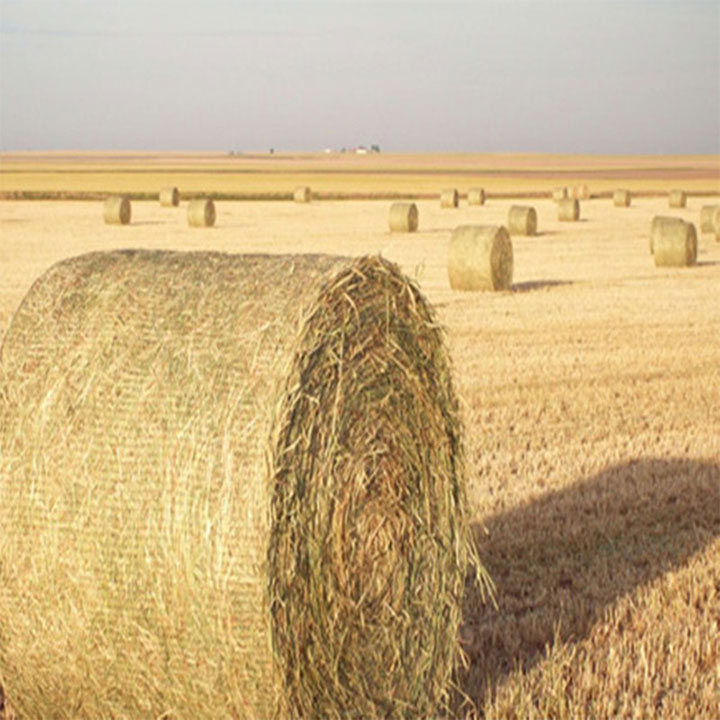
[187,198,216,227]
[103,196,131,225]
[668,189,686,208]
[0,250,490,719]
[613,189,631,207]
[507,205,537,236]
[440,188,459,208]
[558,197,580,222]
[700,205,720,233]
[159,186,180,207]
[293,186,311,203]
[467,188,485,206]
[713,207,720,238]
[572,184,590,200]
[650,216,684,254]
[653,221,697,267]
[448,225,513,291]
[552,187,568,202]
[388,202,419,232]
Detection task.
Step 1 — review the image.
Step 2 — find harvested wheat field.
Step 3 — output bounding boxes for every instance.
[0,152,719,719]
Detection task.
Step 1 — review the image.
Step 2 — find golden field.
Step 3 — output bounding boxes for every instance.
[1,153,719,718]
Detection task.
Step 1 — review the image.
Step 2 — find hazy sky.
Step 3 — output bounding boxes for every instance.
[1,0,718,153]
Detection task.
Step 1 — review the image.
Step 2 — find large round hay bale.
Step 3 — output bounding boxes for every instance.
[293,186,311,203]
[552,187,568,202]
[700,205,720,233]
[448,225,513,291]
[440,188,459,208]
[468,187,485,206]
[507,205,537,236]
[650,216,684,254]
[187,198,216,227]
[653,221,697,267]
[388,202,418,232]
[0,250,490,719]
[103,196,131,225]
[159,186,180,207]
[668,189,686,208]
[613,189,631,207]
[558,197,580,221]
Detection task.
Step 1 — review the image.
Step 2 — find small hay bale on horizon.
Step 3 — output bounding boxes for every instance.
[507,205,537,236]
[572,184,590,200]
[700,205,720,233]
[613,189,632,207]
[558,198,580,222]
[440,189,459,208]
[159,186,180,207]
[668,189,687,208]
[448,225,513,291]
[653,220,697,267]
[388,202,419,232]
[187,198,216,227]
[552,187,568,202]
[294,186,312,203]
[103,196,131,225]
[468,188,486,206]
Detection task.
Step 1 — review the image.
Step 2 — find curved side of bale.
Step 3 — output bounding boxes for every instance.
[700,205,720,233]
[507,205,537,236]
[713,208,720,240]
[650,216,684,254]
[0,251,488,719]
[668,190,686,208]
[440,189,459,208]
[294,186,312,203]
[103,196,131,225]
[159,186,180,207]
[558,198,580,222]
[654,221,697,267]
[613,189,631,207]
[552,187,568,202]
[187,198,216,227]
[388,202,419,232]
[467,188,485,206]
[447,225,513,291]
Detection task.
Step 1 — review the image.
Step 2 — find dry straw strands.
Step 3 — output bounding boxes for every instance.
[507,205,537,236]
[448,225,513,291]
[187,198,216,227]
[0,250,491,719]
[103,196,131,225]
[650,216,684,254]
[294,186,312,203]
[388,202,419,232]
[440,188,459,208]
[159,186,180,207]
[552,187,568,202]
[468,188,486,206]
[700,205,720,233]
[653,220,697,267]
[613,189,632,207]
[668,189,687,208]
[558,198,580,222]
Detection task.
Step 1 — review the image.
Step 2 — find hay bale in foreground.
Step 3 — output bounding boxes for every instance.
[187,198,216,227]
[558,197,580,221]
[294,186,311,203]
[653,220,697,267]
[668,189,686,208]
[440,188,459,208]
[159,186,180,207]
[388,202,418,232]
[700,205,720,233]
[448,225,513,291]
[650,216,684,254]
[0,250,490,719]
[468,188,485,205]
[103,196,131,225]
[552,187,568,202]
[613,189,631,207]
[507,205,537,236]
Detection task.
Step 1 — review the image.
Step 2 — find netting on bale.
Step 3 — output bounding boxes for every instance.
[0,250,490,719]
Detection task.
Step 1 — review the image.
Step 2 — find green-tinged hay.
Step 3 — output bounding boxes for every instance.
[653,221,697,267]
[468,188,485,206]
[0,250,491,720]
[507,205,537,236]
[388,202,419,232]
[613,189,631,207]
[440,188,459,208]
[552,187,568,202]
[187,198,216,227]
[699,205,719,233]
[103,196,131,225]
[293,186,311,203]
[650,216,684,254]
[668,189,686,208]
[159,186,180,207]
[448,225,513,291]
[558,198,580,222]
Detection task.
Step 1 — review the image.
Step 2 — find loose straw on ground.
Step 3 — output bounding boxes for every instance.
[440,189,459,208]
[653,220,697,267]
[294,186,311,203]
[388,202,419,232]
[468,188,485,206]
[159,186,180,207]
[507,205,537,236]
[448,225,513,291]
[558,198,580,222]
[188,198,216,227]
[103,196,131,225]
[613,189,631,207]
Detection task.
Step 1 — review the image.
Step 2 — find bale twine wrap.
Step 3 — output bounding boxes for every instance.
[388,202,419,232]
[552,187,568,202]
[558,197,580,222]
[187,198,216,227]
[159,186,180,207]
[650,216,683,254]
[293,186,311,203]
[440,188,459,208]
[613,189,631,207]
[507,205,537,236]
[468,188,486,206]
[668,189,686,208]
[103,196,131,225]
[653,220,697,267]
[448,225,513,291]
[700,205,720,233]
[0,250,490,719]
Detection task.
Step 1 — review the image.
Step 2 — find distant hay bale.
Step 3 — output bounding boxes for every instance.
[552,187,568,202]
[187,198,216,227]
[572,185,590,200]
[103,196,131,225]
[558,198,580,221]
[613,189,631,207]
[653,220,697,267]
[468,188,485,205]
[713,207,720,241]
[700,205,720,233]
[668,190,686,208]
[448,225,513,291]
[159,186,180,207]
[650,216,684,254]
[507,205,537,236]
[440,189,459,208]
[388,202,419,232]
[0,250,491,719]
[294,186,312,203]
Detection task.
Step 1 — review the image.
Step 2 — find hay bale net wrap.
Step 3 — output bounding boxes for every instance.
[103,196,131,225]
[293,186,311,203]
[558,197,580,222]
[0,250,489,719]
[613,189,631,207]
[668,189,687,208]
[388,201,419,232]
[653,220,697,267]
[159,186,180,207]
[448,224,513,291]
[700,205,720,233]
[440,188,459,208]
[507,205,537,236]
[187,198,216,227]
[467,188,485,205]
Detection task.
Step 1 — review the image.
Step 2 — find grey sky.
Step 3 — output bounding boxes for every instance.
[1,0,718,153]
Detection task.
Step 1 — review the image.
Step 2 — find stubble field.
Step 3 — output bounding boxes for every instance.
[1,153,719,717]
